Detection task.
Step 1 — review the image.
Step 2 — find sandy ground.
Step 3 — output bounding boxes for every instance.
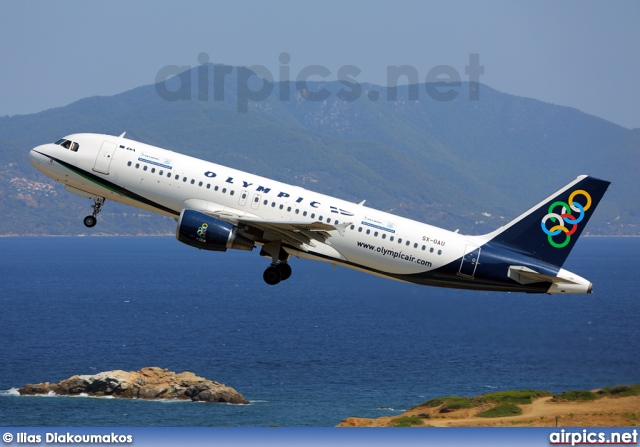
[338,395,640,427]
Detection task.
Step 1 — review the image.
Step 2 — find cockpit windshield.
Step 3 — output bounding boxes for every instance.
[54,138,79,152]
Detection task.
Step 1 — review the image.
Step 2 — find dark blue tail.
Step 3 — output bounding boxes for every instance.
[486,175,610,268]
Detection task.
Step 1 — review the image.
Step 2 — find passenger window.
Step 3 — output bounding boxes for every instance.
[398,238,403,244]
[263,200,267,205]
[287,206,291,212]
[135,163,140,169]
[414,243,418,248]
[190,179,195,184]
[255,197,260,203]
[350,225,354,230]
[358,227,362,232]
[271,202,276,207]
[279,204,283,210]
[159,170,163,175]
[311,214,315,219]
[406,241,410,246]
[199,181,203,187]
[430,247,434,253]
[382,234,386,239]
[319,216,323,220]
[215,186,219,191]
[222,188,227,193]
[167,172,171,178]
[151,168,156,173]
[127,161,132,167]
[421,245,426,250]
[182,177,187,182]
[374,231,378,237]
[438,250,442,255]
[230,190,234,196]
[206,184,211,189]
[143,166,148,171]
[295,209,299,214]
[390,236,394,241]
[366,229,370,235]
[175,175,179,180]
[303,211,307,216]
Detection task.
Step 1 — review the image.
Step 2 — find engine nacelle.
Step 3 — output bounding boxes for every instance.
[176,209,254,252]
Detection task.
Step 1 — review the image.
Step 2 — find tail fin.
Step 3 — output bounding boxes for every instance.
[485,175,610,268]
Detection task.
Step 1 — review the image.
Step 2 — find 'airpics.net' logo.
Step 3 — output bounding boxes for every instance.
[541,190,592,248]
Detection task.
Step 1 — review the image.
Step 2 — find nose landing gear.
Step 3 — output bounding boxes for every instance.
[83,197,105,228]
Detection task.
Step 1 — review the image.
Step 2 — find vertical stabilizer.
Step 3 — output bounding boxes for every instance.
[485,175,610,268]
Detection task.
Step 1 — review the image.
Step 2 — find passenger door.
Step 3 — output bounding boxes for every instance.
[93,141,117,174]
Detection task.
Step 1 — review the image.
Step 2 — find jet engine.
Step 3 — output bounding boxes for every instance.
[176,209,254,251]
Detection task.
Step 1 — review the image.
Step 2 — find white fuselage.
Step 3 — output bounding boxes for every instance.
[29,133,475,276]
[29,132,597,293]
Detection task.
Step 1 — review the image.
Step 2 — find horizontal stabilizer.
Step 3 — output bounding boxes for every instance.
[508,265,557,285]
[508,265,592,294]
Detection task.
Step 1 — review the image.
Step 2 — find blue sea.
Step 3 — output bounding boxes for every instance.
[0,236,638,426]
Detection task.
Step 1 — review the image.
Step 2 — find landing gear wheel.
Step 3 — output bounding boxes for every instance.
[83,215,97,228]
[276,263,292,281]
[83,196,105,228]
[263,266,282,285]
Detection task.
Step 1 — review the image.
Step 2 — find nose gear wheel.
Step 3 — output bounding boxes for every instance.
[83,197,105,228]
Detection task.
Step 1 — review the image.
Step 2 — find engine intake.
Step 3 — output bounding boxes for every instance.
[176,209,254,251]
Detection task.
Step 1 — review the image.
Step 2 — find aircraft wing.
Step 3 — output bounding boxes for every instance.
[200,208,351,249]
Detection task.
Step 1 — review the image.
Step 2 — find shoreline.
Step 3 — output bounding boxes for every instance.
[338,389,640,427]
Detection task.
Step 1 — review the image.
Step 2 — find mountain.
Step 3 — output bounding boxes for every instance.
[0,65,638,236]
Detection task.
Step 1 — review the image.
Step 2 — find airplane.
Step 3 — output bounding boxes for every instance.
[29,133,610,293]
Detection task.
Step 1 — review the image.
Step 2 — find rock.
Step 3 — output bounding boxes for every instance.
[18,382,54,395]
[17,367,248,404]
[186,382,248,404]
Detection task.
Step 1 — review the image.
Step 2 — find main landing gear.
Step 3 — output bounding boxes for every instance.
[260,242,292,285]
[263,262,292,285]
[83,197,105,228]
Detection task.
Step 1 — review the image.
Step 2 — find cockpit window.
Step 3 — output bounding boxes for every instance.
[54,138,79,152]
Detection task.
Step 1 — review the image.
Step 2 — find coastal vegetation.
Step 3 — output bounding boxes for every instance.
[391,416,424,427]
[552,384,640,402]
[414,389,552,411]
[476,403,523,418]
[340,384,640,427]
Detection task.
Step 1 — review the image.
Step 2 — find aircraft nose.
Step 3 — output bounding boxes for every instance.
[29,145,54,171]
[29,147,45,167]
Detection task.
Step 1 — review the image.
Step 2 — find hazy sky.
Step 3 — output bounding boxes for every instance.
[1,0,639,128]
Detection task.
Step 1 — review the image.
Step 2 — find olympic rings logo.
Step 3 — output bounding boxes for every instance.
[197,223,208,239]
[540,189,592,248]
